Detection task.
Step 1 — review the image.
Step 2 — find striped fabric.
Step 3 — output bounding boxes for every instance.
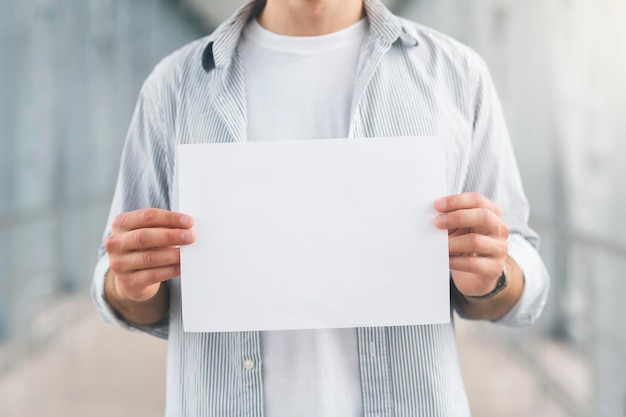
[91,0,550,416]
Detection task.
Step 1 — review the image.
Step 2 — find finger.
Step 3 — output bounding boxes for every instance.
[112,209,194,232]
[114,228,195,252]
[110,247,180,273]
[448,233,507,257]
[449,255,504,279]
[434,192,502,217]
[435,208,507,236]
[116,264,181,295]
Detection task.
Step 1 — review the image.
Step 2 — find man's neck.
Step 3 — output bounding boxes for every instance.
[257,0,365,36]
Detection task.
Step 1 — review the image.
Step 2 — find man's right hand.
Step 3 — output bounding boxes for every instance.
[105,208,195,304]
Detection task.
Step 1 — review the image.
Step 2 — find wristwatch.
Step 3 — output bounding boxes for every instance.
[467,269,508,300]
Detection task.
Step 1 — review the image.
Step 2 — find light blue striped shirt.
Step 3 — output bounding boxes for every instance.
[92,1,550,415]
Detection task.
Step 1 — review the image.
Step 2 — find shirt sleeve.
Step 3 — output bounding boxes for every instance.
[459,56,550,327]
[91,70,174,340]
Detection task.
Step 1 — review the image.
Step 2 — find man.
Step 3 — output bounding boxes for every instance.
[93,0,549,415]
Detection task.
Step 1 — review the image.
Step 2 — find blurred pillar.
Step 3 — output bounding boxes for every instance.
[0,0,18,343]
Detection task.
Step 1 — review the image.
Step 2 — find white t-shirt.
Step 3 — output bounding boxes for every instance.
[239,18,368,417]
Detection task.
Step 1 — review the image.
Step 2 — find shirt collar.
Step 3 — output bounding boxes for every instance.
[201,0,419,72]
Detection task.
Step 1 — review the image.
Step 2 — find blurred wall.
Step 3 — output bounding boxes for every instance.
[398,0,626,416]
[0,0,204,370]
[2,0,625,416]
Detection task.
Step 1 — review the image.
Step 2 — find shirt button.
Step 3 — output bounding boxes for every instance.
[243,359,255,370]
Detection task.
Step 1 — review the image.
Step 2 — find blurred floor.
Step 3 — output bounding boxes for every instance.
[456,320,572,417]
[0,297,569,417]
[0,298,167,417]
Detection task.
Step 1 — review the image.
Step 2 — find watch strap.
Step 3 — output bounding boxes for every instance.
[466,269,508,300]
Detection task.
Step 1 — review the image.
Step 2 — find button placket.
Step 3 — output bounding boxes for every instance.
[239,331,263,417]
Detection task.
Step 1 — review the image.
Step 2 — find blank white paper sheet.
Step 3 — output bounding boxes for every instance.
[178,137,450,332]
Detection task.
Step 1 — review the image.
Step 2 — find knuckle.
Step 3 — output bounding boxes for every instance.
[104,236,116,253]
[142,251,156,266]
[142,208,154,223]
[471,192,483,207]
[111,214,126,230]
[109,257,123,272]
[469,234,482,248]
[133,230,148,247]
[479,208,491,223]
[501,223,510,238]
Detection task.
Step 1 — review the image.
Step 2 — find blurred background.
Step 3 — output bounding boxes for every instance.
[0,0,625,416]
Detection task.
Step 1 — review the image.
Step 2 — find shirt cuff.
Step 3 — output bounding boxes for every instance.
[494,233,550,327]
[91,254,169,339]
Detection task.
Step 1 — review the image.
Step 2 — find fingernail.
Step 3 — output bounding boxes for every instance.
[181,230,194,243]
[435,198,447,210]
[180,216,192,227]
[434,215,447,228]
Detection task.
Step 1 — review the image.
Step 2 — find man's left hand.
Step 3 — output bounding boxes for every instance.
[434,192,509,298]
